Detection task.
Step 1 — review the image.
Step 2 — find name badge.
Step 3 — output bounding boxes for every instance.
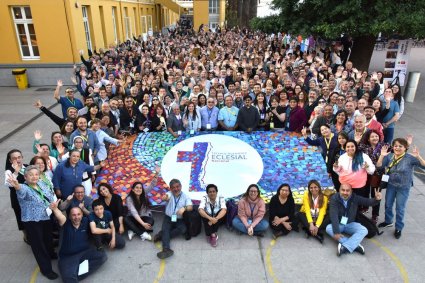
[143,127,149,133]
[177,131,182,136]
[206,123,212,130]
[340,216,348,225]
[129,122,134,128]
[171,214,177,222]
[190,129,195,135]
[381,174,389,182]
[270,122,274,129]
[247,218,253,225]
[46,207,52,217]
[260,114,265,120]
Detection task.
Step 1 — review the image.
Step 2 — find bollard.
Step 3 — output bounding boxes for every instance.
[404,71,421,103]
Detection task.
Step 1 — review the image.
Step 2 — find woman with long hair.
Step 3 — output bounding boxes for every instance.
[124,167,159,241]
[297,180,329,243]
[232,184,269,237]
[60,121,74,143]
[331,109,351,134]
[183,102,201,132]
[253,92,269,130]
[285,97,307,133]
[269,183,297,238]
[97,183,125,234]
[333,140,375,200]
[328,132,349,191]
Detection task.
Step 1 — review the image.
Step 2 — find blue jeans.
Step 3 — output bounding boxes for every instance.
[232,217,269,234]
[161,215,187,249]
[326,222,368,253]
[383,127,395,144]
[385,184,410,230]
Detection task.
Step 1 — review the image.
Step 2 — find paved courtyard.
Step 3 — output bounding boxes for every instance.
[0,86,424,283]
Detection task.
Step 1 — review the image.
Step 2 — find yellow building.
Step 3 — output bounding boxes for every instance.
[179,0,225,31]
[0,0,181,86]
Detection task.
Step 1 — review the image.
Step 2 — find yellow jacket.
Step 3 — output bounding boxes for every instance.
[299,193,328,228]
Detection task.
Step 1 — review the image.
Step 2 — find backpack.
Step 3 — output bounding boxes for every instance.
[356,212,383,238]
[186,205,202,237]
[225,199,238,231]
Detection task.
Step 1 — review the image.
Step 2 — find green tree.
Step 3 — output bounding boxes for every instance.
[250,0,425,70]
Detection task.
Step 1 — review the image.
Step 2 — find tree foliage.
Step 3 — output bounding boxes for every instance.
[251,0,425,39]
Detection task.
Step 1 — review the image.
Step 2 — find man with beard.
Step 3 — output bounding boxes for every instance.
[364,106,384,141]
[34,100,78,129]
[304,89,319,122]
[236,96,260,133]
[70,116,100,157]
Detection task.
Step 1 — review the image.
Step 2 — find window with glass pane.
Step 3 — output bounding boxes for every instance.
[12,6,39,59]
[209,0,218,14]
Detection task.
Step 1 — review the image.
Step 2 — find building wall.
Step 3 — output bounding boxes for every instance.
[193,0,209,30]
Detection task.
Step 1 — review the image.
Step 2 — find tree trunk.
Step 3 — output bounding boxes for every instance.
[349,35,376,72]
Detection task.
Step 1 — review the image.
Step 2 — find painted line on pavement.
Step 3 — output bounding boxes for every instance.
[29,266,39,283]
[153,242,166,283]
[265,239,281,283]
[370,238,409,283]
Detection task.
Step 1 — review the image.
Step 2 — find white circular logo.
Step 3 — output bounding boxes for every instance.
[161,134,264,200]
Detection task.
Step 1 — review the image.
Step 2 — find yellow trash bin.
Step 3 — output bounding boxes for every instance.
[12,68,28,90]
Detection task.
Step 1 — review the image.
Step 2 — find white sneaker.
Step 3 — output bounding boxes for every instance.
[141,232,152,241]
[128,230,135,241]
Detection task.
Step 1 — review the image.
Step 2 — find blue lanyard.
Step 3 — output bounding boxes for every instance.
[249,203,256,219]
[207,108,213,122]
[173,194,182,214]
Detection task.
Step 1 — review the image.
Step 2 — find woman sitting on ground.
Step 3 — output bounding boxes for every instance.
[97,183,125,235]
[297,180,329,243]
[124,167,159,241]
[232,184,269,237]
[198,184,227,247]
[269,183,297,238]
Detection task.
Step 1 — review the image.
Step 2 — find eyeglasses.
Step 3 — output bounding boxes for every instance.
[152,90,158,92]
[207,101,214,104]
[319,100,326,103]
[337,98,345,101]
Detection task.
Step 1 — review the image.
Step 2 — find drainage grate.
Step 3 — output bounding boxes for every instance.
[35,88,56,91]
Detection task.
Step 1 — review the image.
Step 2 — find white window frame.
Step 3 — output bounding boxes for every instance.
[209,0,219,14]
[140,15,147,34]
[11,6,40,60]
[82,6,93,51]
[147,15,153,32]
[123,8,132,40]
[112,7,118,44]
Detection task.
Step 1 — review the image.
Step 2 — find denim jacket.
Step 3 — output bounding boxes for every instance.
[378,153,425,189]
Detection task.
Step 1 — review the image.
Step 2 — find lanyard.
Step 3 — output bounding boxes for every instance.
[47,159,53,171]
[386,153,405,174]
[132,98,137,105]
[249,203,256,219]
[324,134,333,162]
[80,149,85,161]
[67,97,75,106]
[32,184,50,206]
[209,202,216,217]
[80,134,88,143]
[207,108,213,122]
[226,107,236,117]
[173,194,182,214]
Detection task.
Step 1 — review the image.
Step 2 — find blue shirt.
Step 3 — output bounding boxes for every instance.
[59,217,90,256]
[218,106,239,128]
[59,96,84,118]
[16,181,55,222]
[200,106,219,130]
[382,100,400,128]
[165,192,193,219]
[70,129,100,156]
[52,160,94,199]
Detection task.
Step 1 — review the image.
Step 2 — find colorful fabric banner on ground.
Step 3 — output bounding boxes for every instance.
[95,131,334,205]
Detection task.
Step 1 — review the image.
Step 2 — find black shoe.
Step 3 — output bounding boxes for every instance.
[153,232,162,243]
[354,244,365,255]
[157,248,174,259]
[314,234,324,244]
[273,230,283,239]
[394,229,402,239]
[337,243,348,257]
[185,232,192,240]
[50,252,58,260]
[97,246,104,252]
[378,222,394,228]
[255,232,265,237]
[43,271,59,280]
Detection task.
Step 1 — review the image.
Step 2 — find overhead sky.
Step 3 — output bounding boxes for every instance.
[257,0,280,17]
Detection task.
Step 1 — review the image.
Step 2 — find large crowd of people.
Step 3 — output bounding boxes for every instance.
[4,24,425,282]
